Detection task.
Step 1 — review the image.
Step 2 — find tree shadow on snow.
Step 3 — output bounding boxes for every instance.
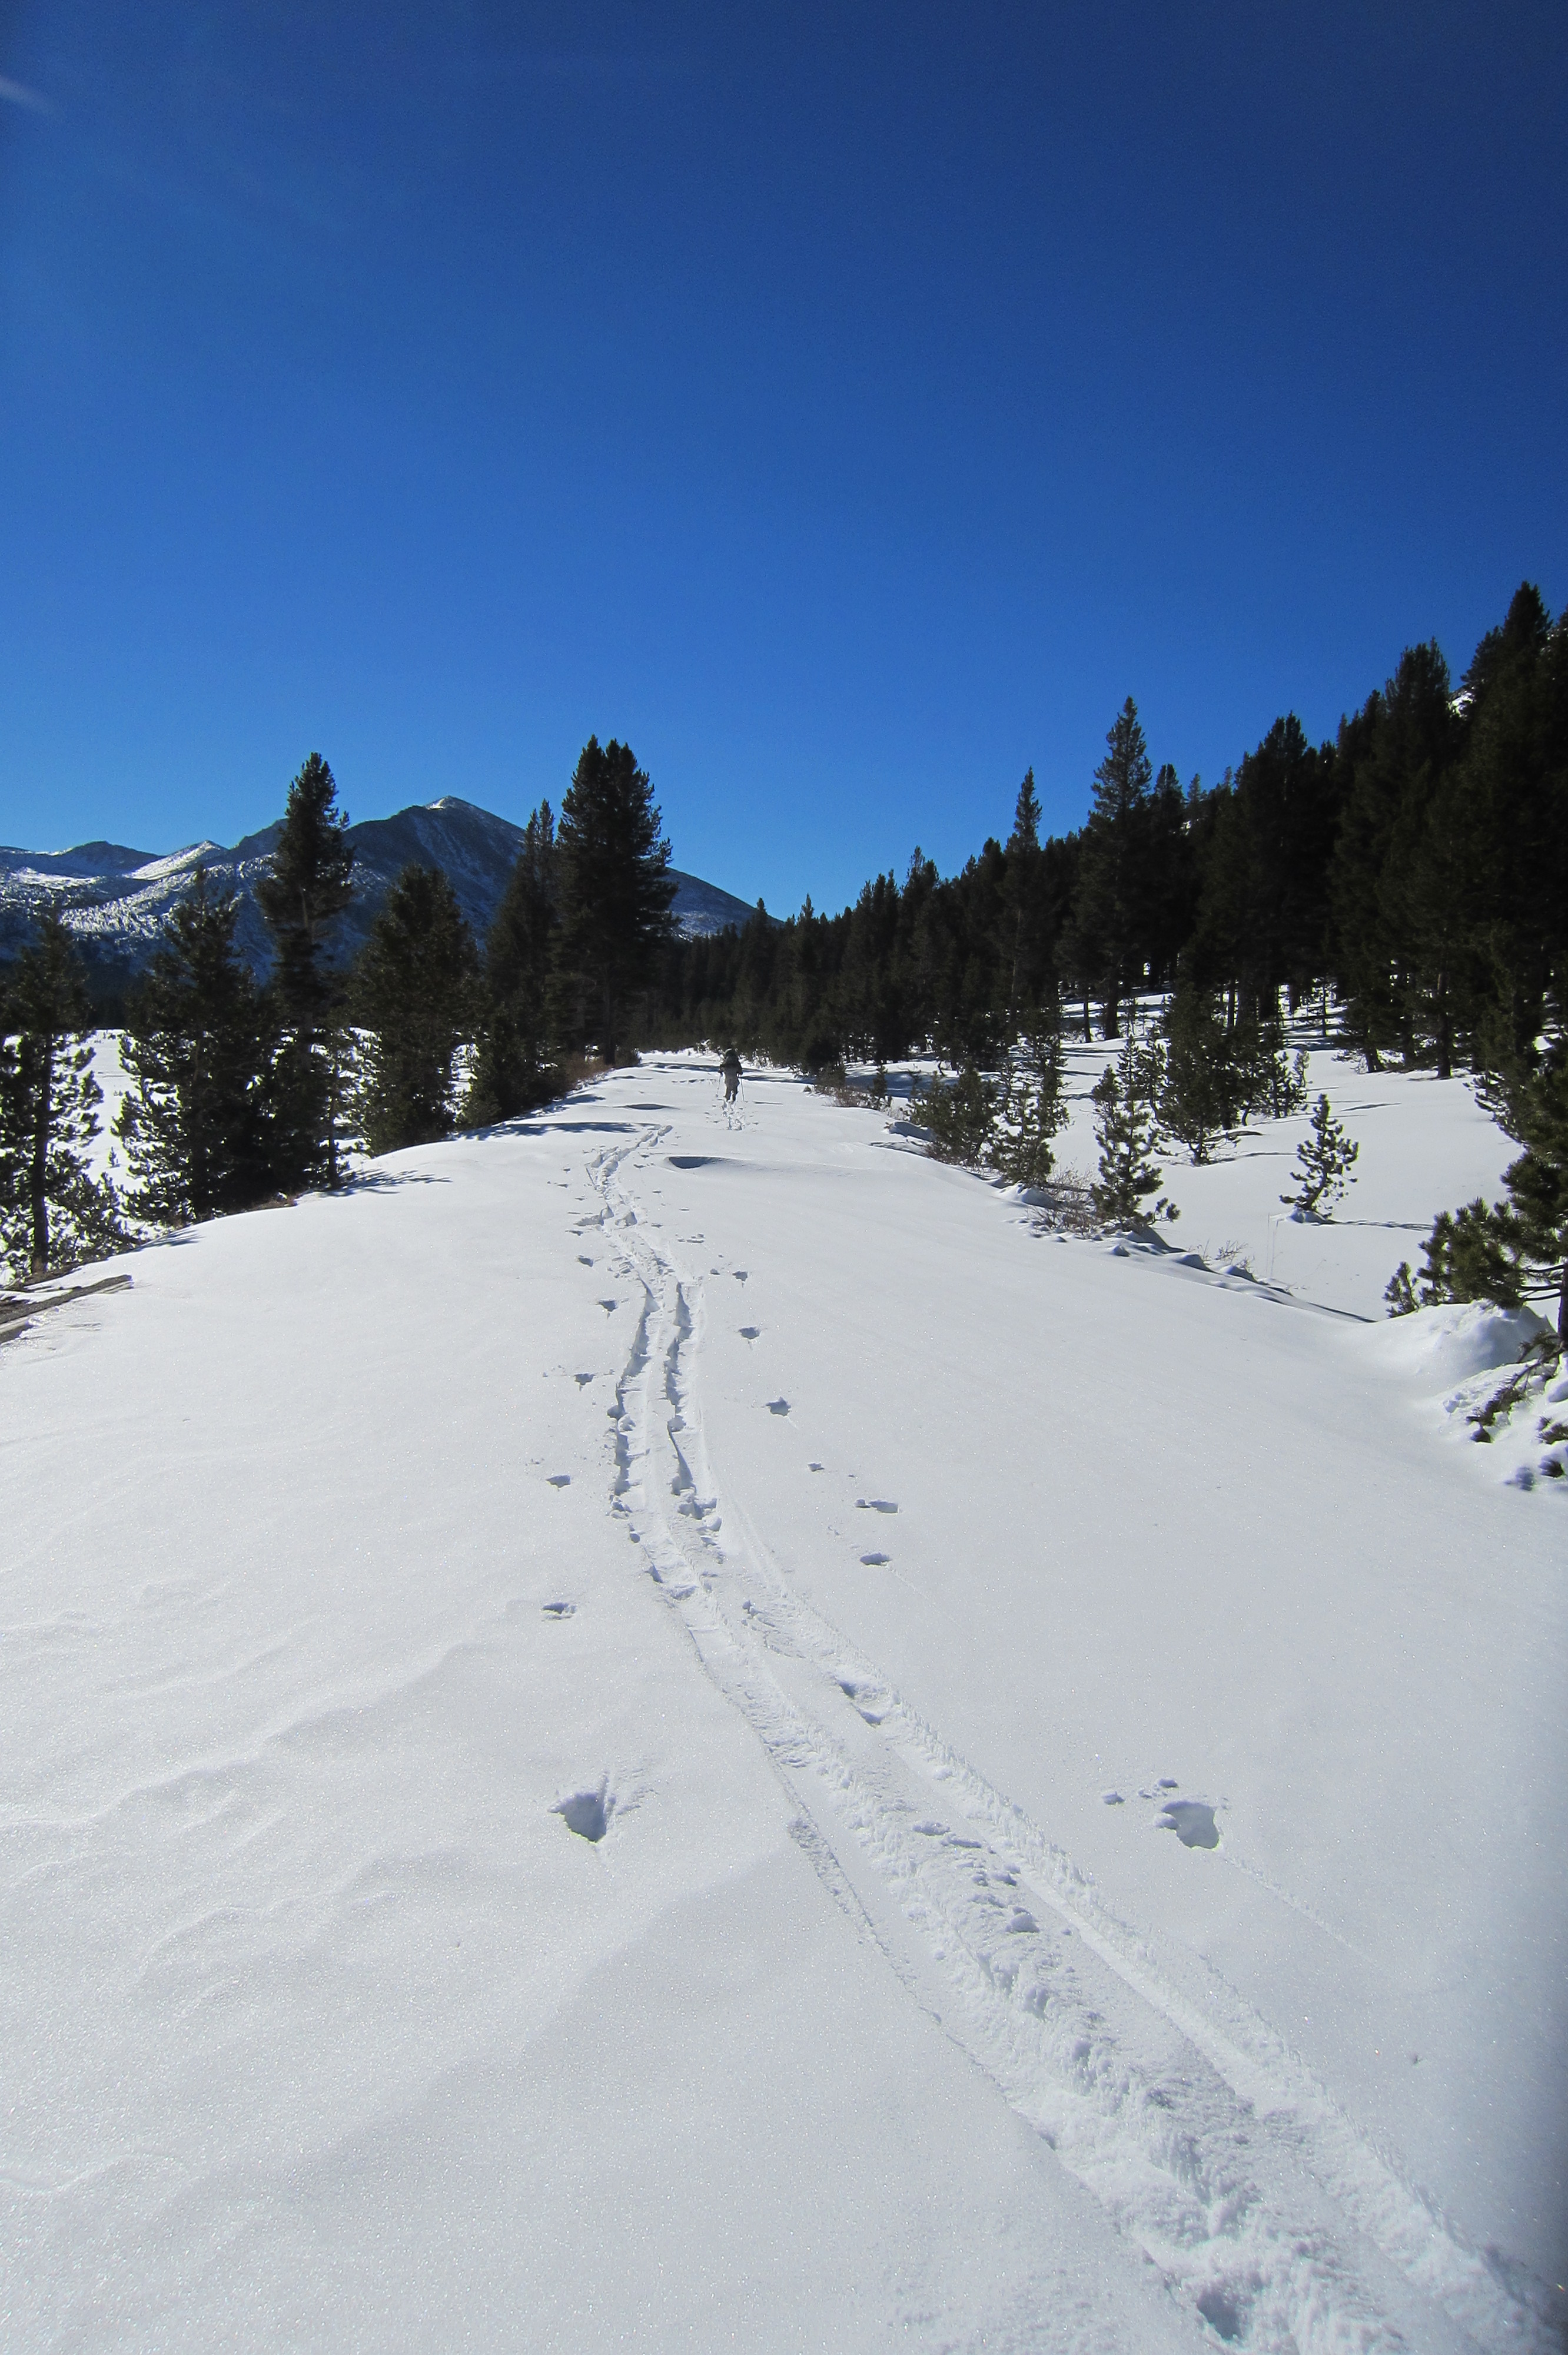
[342,1168,451,1193]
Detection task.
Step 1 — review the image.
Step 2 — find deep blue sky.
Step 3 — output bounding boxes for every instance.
[2,3,1563,914]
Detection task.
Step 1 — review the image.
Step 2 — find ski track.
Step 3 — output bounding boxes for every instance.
[583,1117,1554,2355]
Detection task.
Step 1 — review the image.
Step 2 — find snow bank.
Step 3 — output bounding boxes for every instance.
[1354,1298,1553,1390]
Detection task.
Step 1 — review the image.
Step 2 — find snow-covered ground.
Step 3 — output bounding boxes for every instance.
[3,1041,1563,2352]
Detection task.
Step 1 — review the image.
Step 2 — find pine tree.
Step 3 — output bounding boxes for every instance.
[992,1005,1068,1188]
[1385,1200,1526,1319]
[1002,768,1054,1024]
[0,908,124,1281]
[357,865,479,1154]
[256,752,356,1189]
[117,873,275,1225]
[1281,1094,1358,1218]
[553,738,677,1067]
[1392,1026,1568,1340]
[913,1060,998,1167]
[1493,1034,1568,1344]
[1065,698,1154,1040]
[1091,1031,1176,1227]
[1158,984,1235,1165]
[465,802,561,1124]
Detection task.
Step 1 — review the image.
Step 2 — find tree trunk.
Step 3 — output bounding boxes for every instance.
[1558,1253,1567,1351]
[28,1037,52,1279]
[1433,972,1452,1081]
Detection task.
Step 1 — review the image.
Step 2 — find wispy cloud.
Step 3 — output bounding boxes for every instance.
[0,74,57,117]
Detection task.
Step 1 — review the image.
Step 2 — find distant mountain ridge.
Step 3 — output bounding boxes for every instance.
[0,797,757,991]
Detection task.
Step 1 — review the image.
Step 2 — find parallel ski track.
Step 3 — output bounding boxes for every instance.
[584,1123,1554,2355]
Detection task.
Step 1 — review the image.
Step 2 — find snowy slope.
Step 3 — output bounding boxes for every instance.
[2,1048,1563,2353]
[0,800,754,986]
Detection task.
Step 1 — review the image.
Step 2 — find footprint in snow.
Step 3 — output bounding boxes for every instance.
[733,1270,749,1283]
[1157,1798,1220,1850]
[575,1372,594,1388]
[542,1600,575,1617]
[837,1677,889,1724]
[855,1498,898,1514]
[739,1326,761,1342]
[859,1551,891,1567]
[766,1398,790,1416]
[808,1461,825,1472]
[578,1255,594,1266]
[1195,2286,1248,2344]
[1101,1790,1125,1805]
[598,1299,617,1315]
[547,1474,571,1488]
[1005,1908,1039,1934]
[553,1783,613,1842]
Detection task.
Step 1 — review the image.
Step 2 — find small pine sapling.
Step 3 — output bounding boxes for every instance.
[1158,986,1233,1164]
[1282,1094,1358,1219]
[913,1061,997,1168]
[1091,1034,1177,1228]
[992,1009,1068,1189]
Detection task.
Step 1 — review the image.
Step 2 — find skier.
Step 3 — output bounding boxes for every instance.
[720,1047,743,1106]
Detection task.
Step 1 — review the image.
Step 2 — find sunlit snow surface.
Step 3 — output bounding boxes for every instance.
[3,1040,1563,2353]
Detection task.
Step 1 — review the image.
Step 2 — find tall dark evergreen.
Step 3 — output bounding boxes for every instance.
[357,865,479,1154]
[0,907,123,1281]
[117,873,275,1225]
[553,737,677,1067]
[1002,768,1055,1026]
[465,802,561,1124]
[1453,585,1567,1067]
[256,752,356,1188]
[1330,642,1460,1068]
[1061,697,1153,1039]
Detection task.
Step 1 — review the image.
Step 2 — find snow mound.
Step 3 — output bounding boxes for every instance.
[1356,1300,1552,1391]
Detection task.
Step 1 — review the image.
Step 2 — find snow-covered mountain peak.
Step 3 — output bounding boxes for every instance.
[0,797,756,989]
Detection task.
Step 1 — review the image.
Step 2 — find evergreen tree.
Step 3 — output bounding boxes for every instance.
[992,1005,1068,1188]
[1393,1024,1568,1340]
[1002,768,1055,1024]
[1158,984,1237,1165]
[1453,586,1567,1067]
[256,752,356,1189]
[357,865,479,1154]
[0,908,124,1281]
[465,802,562,1123]
[913,1060,998,1168]
[1281,1094,1358,1219]
[1064,698,1154,1039]
[1091,1031,1175,1227]
[1493,1033,1568,1344]
[1331,644,1460,1069]
[1385,1200,1526,1319]
[117,873,275,1225]
[553,738,677,1067]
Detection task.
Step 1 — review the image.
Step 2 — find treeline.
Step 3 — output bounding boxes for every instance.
[3,587,1563,1336]
[645,582,1564,1082]
[0,737,678,1282]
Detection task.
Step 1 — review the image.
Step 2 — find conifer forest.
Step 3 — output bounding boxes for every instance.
[2,582,1564,1338]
